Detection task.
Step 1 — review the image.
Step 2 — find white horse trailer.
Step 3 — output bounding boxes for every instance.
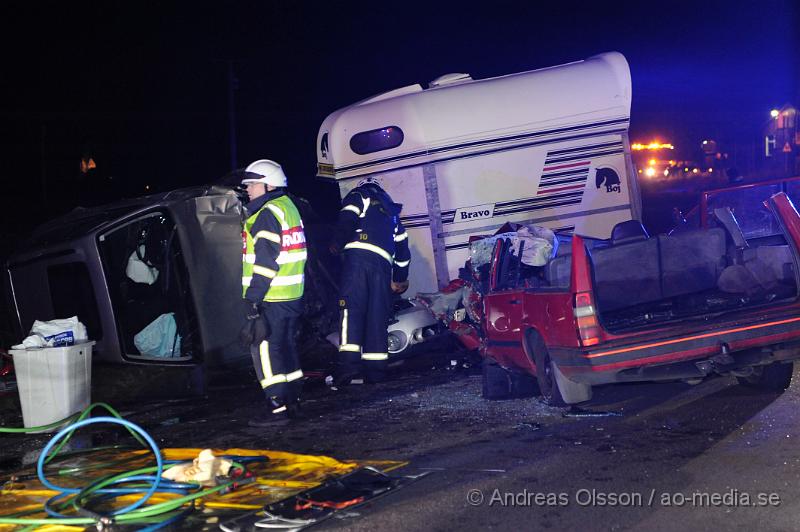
[316,52,641,294]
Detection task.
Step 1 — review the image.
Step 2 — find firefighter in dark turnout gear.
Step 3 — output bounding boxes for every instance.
[331,177,410,384]
[240,159,307,426]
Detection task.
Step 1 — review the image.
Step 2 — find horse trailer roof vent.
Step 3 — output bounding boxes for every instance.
[428,73,473,89]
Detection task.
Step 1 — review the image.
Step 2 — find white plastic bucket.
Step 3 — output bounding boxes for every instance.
[10,341,94,432]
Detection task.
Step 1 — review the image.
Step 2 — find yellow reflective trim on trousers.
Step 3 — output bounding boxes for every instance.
[255,230,281,244]
[262,375,286,388]
[261,370,304,388]
[339,343,361,352]
[343,242,393,263]
[394,232,408,242]
[362,352,389,361]
[259,341,274,389]
[394,259,410,267]
[253,265,277,278]
[342,204,361,215]
[272,405,287,414]
[286,369,304,382]
[341,309,348,345]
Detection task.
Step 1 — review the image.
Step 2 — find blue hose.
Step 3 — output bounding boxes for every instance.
[36,416,164,516]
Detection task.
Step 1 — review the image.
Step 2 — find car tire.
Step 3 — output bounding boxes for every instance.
[737,361,794,391]
[532,344,567,407]
[482,358,511,400]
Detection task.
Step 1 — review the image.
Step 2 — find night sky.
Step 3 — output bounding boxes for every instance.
[1,1,797,242]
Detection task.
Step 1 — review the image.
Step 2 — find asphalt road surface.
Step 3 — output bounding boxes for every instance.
[2,352,799,531]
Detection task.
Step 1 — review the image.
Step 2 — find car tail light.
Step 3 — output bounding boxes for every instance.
[574,291,601,347]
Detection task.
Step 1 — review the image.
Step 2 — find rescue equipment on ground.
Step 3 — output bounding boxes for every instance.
[0,402,416,530]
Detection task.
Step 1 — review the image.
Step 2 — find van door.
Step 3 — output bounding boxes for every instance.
[97,211,200,363]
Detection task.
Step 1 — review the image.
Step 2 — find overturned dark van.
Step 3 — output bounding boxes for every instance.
[3,186,246,372]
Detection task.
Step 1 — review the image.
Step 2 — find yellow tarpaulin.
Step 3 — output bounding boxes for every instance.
[0,447,406,531]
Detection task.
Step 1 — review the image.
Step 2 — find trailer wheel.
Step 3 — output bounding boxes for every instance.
[737,361,794,391]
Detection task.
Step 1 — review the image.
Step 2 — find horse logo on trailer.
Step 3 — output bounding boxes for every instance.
[595,167,621,193]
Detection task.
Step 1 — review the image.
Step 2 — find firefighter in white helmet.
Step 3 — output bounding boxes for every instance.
[239,159,307,426]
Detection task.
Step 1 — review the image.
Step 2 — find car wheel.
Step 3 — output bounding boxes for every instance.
[737,361,794,391]
[482,358,511,400]
[532,345,566,407]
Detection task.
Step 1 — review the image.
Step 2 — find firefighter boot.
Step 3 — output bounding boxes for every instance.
[248,397,290,427]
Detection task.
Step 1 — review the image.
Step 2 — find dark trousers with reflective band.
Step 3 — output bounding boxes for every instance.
[338,250,392,380]
[249,298,303,411]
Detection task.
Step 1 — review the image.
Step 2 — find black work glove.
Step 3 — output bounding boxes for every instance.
[245,301,261,320]
[239,302,265,348]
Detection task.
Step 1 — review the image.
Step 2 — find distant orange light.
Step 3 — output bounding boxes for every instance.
[631,142,675,151]
[80,157,96,174]
[648,159,656,166]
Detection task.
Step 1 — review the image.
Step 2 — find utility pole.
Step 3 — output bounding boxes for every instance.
[227,61,238,171]
[40,124,47,208]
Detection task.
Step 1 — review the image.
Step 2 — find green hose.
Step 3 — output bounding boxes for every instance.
[0,402,147,464]
[0,402,252,528]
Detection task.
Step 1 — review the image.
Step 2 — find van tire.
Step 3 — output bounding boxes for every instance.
[737,361,794,391]
[482,358,511,400]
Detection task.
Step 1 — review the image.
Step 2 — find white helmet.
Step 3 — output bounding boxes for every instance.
[242,159,287,187]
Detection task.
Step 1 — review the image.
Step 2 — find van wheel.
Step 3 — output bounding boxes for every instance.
[482,358,511,400]
[532,346,566,407]
[737,362,794,391]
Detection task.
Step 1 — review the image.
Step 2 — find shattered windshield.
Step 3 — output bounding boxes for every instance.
[706,182,800,239]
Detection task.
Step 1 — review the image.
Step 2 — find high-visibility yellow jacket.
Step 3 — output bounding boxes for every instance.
[242,192,306,302]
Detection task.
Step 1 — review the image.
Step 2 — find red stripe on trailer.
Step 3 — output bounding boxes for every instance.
[537,184,586,195]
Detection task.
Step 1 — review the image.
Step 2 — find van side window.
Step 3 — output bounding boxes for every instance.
[350,126,404,155]
[47,262,103,341]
